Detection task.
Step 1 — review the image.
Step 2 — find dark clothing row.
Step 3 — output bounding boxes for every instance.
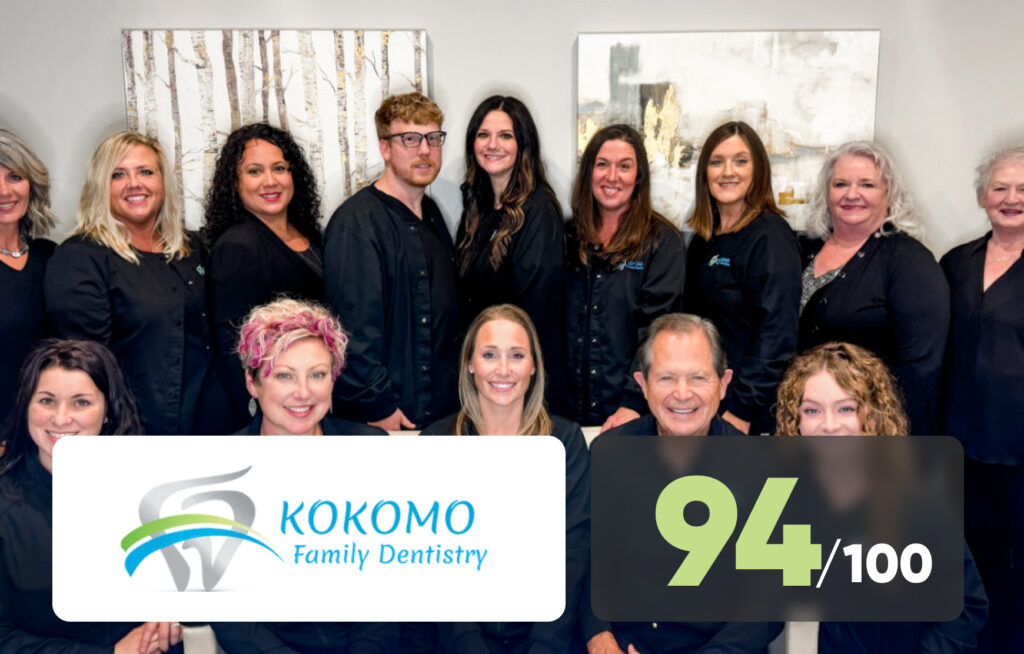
[457,187,568,409]
[44,233,214,435]
[0,238,55,421]
[209,213,325,432]
[234,413,386,436]
[798,230,949,435]
[324,185,461,427]
[420,414,590,654]
[564,219,686,426]
[0,455,183,653]
[685,212,802,434]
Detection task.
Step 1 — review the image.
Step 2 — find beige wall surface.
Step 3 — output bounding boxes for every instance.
[2,0,1022,256]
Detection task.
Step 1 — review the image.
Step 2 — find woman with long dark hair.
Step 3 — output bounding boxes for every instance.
[0,338,183,652]
[565,124,686,430]
[456,96,566,402]
[203,123,325,431]
[685,120,802,434]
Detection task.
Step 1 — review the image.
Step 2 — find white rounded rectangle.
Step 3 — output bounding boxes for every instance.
[52,436,565,622]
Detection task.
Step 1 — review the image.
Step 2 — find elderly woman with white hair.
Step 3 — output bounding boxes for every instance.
[797,141,949,435]
[941,145,1024,652]
[45,131,214,435]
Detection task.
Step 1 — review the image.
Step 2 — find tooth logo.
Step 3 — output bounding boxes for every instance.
[120,467,281,591]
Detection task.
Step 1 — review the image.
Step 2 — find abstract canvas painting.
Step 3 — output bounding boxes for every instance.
[577,31,879,229]
[123,29,427,227]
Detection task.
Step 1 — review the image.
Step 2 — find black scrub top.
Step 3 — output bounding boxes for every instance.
[44,233,214,435]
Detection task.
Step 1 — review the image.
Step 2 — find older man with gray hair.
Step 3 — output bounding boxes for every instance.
[606,312,741,437]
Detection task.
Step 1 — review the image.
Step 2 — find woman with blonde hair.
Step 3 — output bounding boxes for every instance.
[45,131,214,435]
[0,129,58,420]
[420,304,588,653]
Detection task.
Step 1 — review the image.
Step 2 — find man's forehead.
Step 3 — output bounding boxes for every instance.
[387,119,440,133]
[648,330,717,377]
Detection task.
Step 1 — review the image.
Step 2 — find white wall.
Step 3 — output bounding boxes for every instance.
[3,0,1022,255]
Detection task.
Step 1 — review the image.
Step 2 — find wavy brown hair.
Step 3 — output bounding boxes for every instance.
[457,96,559,275]
[454,304,552,436]
[776,342,908,436]
[688,121,783,241]
[571,124,675,266]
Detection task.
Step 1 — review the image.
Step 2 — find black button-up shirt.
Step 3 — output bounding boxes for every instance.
[324,185,459,425]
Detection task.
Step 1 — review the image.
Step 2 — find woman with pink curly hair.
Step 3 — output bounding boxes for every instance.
[235,298,384,436]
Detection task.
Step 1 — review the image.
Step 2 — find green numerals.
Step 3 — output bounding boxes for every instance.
[735,478,821,586]
[656,476,821,586]
[655,476,737,585]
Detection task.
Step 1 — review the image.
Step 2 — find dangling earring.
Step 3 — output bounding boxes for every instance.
[248,397,258,417]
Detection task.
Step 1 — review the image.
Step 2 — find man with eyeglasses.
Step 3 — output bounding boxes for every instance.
[324,92,460,432]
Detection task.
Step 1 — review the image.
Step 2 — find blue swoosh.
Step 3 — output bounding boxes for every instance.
[124,527,282,576]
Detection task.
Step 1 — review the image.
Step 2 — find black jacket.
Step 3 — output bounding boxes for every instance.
[0,456,184,653]
[212,621,397,654]
[941,232,1024,464]
[799,230,949,435]
[0,238,55,421]
[209,214,324,432]
[324,185,460,426]
[457,187,568,409]
[685,213,801,434]
[44,234,214,435]
[420,414,589,653]
[565,219,686,426]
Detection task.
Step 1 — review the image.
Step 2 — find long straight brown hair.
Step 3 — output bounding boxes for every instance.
[687,121,783,241]
[570,124,674,266]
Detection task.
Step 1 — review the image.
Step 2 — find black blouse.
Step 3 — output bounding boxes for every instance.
[457,187,567,407]
[685,212,802,434]
[799,231,949,435]
[419,413,589,653]
[0,238,55,420]
[209,214,324,432]
[941,232,1024,464]
[565,219,686,426]
[44,234,214,435]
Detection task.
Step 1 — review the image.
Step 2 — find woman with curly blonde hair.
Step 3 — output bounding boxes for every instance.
[776,341,907,436]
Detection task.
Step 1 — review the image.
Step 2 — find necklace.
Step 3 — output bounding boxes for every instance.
[0,240,28,258]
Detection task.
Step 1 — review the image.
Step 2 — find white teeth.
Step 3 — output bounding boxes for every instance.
[490,382,514,389]
[668,408,696,415]
[125,195,147,202]
[48,432,75,438]
[0,202,16,209]
[286,405,312,413]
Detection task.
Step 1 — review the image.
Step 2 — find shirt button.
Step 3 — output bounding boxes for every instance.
[575,368,582,375]
[421,317,428,324]
[419,269,427,277]
[596,273,603,280]
[652,622,658,629]
[821,298,828,304]
[591,337,598,344]
[188,280,194,286]
[590,401,597,408]
[576,337,583,344]
[425,410,432,417]
[590,368,597,375]
[592,304,599,311]
[421,365,428,372]
[857,251,865,258]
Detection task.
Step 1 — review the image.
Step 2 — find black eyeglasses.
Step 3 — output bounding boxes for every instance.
[382,131,447,148]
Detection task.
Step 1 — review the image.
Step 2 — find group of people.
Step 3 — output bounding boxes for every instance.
[0,87,1021,653]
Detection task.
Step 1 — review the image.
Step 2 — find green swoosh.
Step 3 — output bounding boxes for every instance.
[121,513,274,551]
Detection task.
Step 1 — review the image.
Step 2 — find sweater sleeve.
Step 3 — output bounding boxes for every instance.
[44,239,113,345]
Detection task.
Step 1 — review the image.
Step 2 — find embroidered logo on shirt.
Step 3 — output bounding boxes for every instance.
[196,265,206,276]
[708,255,731,267]
[616,261,645,271]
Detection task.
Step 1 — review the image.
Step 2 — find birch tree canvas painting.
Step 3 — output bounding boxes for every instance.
[123,29,427,228]
[577,31,879,229]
